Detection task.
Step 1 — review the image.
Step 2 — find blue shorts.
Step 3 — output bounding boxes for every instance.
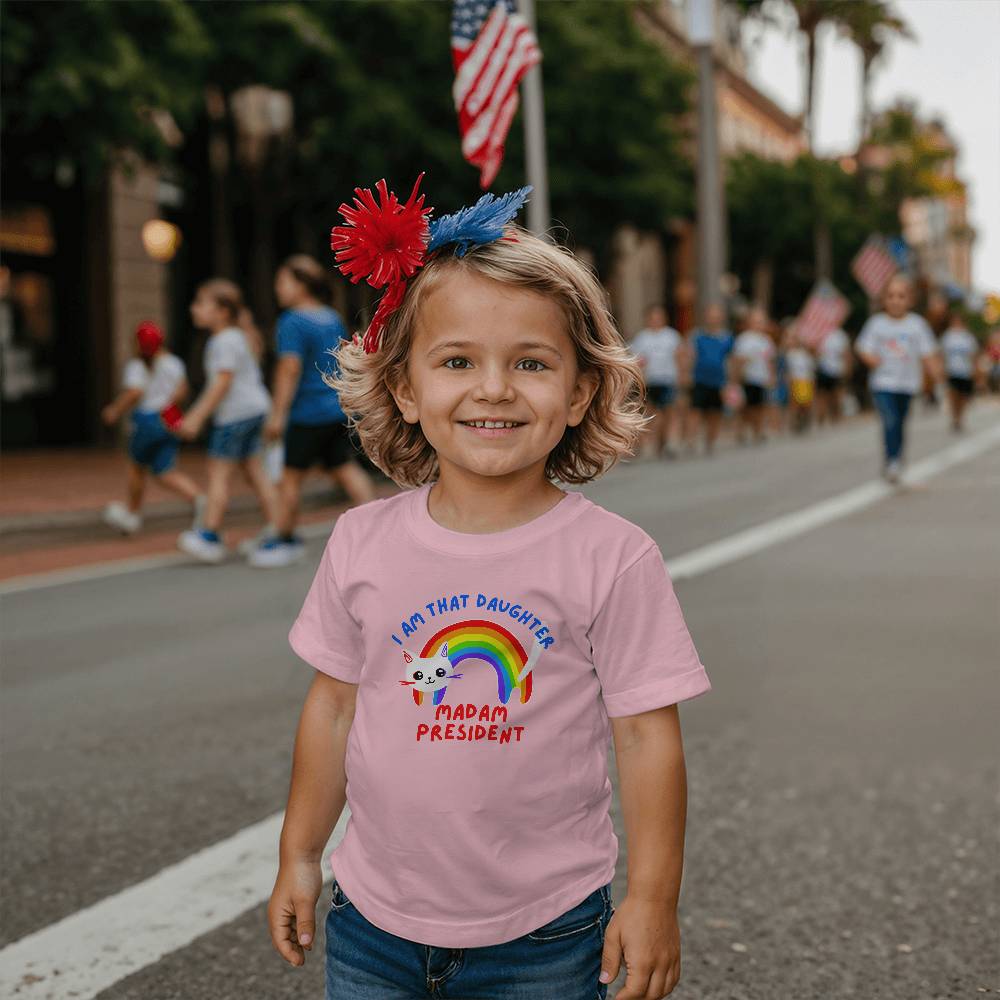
[645,383,677,408]
[127,411,178,475]
[324,879,614,1000]
[207,414,264,461]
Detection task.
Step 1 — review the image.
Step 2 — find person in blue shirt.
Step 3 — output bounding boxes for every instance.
[250,255,377,567]
[683,302,735,456]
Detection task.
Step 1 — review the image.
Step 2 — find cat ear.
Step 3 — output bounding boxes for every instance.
[402,649,414,664]
[439,642,449,658]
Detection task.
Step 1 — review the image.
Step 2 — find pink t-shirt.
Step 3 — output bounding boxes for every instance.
[288,482,711,948]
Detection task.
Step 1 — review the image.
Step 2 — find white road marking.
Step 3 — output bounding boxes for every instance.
[1,421,998,998]
[667,420,1000,581]
[0,811,351,1000]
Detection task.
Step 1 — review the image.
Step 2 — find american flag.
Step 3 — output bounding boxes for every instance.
[797,280,850,350]
[851,234,898,298]
[451,0,541,189]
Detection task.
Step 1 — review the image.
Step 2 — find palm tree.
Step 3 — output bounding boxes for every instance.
[838,1,912,144]
[732,0,853,151]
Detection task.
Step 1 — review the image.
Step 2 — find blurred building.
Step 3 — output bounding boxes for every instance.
[859,115,974,293]
[897,123,974,291]
[1,166,180,449]
[609,0,806,337]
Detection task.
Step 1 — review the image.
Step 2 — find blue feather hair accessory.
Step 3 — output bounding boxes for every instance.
[332,176,533,353]
[427,185,533,258]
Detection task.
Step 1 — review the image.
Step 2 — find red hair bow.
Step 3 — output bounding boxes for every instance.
[330,173,432,354]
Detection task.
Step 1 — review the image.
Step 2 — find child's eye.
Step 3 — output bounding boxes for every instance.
[442,357,548,372]
[517,358,548,372]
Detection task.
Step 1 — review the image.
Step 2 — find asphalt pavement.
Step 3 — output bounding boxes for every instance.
[2,401,997,999]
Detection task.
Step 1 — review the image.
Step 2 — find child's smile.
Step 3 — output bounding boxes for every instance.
[391,268,597,484]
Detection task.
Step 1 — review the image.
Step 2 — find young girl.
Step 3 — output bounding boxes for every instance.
[732,305,775,445]
[250,254,377,569]
[683,302,734,456]
[856,275,941,483]
[939,309,981,433]
[267,178,712,1000]
[814,325,851,426]
[629,304,683,459]
[785,327,817,435]
[101,320,203,534]
[177,280,278,563]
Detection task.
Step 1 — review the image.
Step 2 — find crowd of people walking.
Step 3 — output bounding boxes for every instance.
[101,256,376,565]
[629,275,993,483]
[101,261,995,565]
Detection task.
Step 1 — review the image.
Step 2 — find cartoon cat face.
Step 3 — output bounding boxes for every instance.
[402,642,461,694]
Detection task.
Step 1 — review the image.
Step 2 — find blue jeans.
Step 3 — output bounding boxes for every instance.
[127,411,179,474]
[872,390,913,463]
[206,414,265,461]
[324,879,614,1000]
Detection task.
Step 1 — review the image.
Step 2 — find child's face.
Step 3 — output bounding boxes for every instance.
[190,290,225,330]
[274,268,302,309]
[883,279,911,318]
[392,270,598,486]
[703,304,725,331]
[646,306,666,328]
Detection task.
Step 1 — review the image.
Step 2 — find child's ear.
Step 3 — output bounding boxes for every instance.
[389,373,420,425]
[566,368,600,428]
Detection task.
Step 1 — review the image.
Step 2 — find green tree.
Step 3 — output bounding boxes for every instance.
[1,0,209,184]
[3,0,694,288]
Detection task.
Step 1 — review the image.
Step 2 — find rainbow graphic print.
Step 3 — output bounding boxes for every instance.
[412,619,534,707]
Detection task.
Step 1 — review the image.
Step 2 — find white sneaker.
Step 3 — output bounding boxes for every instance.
[247,536,307,568]
[885,460,902,485]
[103,501,142,535]
[237,525,277,557]
[177,529,227,564]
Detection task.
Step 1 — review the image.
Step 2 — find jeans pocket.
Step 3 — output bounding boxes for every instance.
[329,878,353,912]
[526,885,609,942]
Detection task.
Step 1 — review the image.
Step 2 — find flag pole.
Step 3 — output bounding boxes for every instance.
[516,0,550,237]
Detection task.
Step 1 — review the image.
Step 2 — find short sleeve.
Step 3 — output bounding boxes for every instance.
[210,331,241,373]
[588,544,711,717]
[276,313,306,358]
[856,317,876,354]
[123,359,147,391]
[916,318,937,357]
[288,518,364,684]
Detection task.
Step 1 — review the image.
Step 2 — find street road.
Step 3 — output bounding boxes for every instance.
[2,402,997,999]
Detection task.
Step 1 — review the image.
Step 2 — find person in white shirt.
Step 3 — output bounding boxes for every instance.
[785,326,816,435]
[815,326,852,426]
[176,279,279,563]
[940,310,981,433]
[732,305,776,445]
[630,304,684,458]
[855,275,942,483]
[100,321,204,535]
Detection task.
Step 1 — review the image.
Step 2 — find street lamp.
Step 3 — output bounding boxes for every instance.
[688,0,726,317]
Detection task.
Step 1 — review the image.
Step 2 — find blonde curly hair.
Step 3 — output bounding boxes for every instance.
[325,225,648,488]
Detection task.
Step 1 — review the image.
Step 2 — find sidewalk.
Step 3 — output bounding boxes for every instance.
[0,446,397,581]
